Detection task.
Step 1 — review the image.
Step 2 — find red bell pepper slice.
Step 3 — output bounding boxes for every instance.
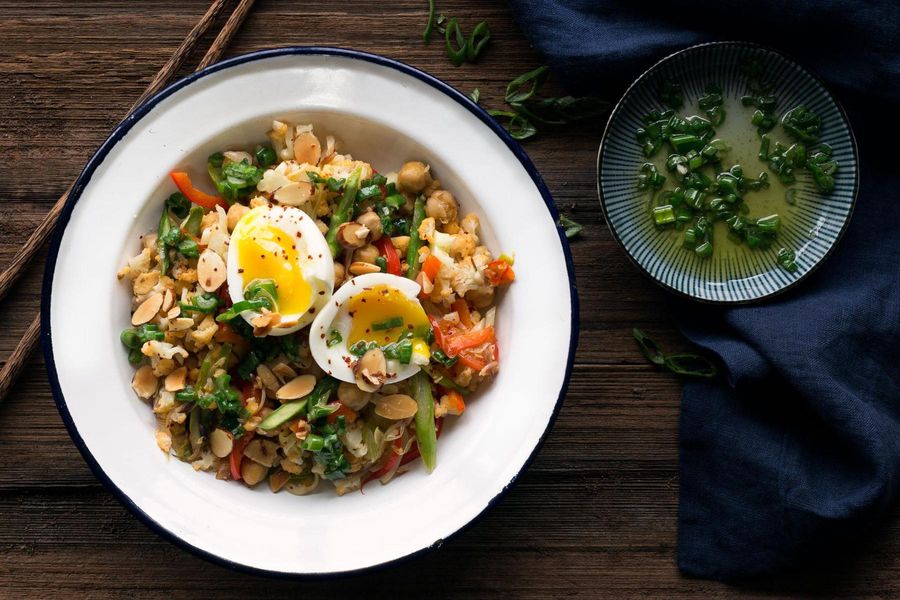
[170,171,227,211]
[422,255,442,281]
[445,326,495,356]
[451,299,473,328]
[375,236,401,276]
[229,432,254,481]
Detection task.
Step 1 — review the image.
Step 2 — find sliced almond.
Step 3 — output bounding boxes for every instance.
[131,365,159,399]
[251,311,282,329]
[374,394,419,420]
[276,374,317,400]
[251,311,282,336]
[197,249,227,292]
[274,181,314,206]
[241,460,267,486]
[256,364,280,393]
[349,261,382,276]
[209,428,233,458]
[164,367,187,392]
[269,469,291,493]
[167,305,181,319]
[132,292,164,326]
[244,438,280,467]
[355,348,387,392]
[293,131,322,165]
[271,363,298,382]
[161,288,175,312]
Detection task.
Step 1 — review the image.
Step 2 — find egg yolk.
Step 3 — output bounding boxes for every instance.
[346,285,430,346]
[233,210,311,316]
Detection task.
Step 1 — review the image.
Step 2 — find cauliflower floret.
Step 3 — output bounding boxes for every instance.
[153,390,176,414]
[460,213,480,240]
[450,257,485,298]
[450,232,476,260]
[188,315,219,348]
[142,340,189,361]
[191,451,218,472]
[117,247,152,280]
[133,271,159,296]
[418,217,436,244]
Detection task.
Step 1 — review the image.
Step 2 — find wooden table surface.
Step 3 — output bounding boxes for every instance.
[2,1,899,597]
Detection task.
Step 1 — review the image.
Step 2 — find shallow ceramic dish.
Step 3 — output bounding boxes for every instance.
[598,41,858,303]
[41,47,577,577]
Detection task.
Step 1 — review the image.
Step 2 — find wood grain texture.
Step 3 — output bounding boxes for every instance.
[1,1,897,597]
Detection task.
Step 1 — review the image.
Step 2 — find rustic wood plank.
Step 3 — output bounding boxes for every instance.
[0,0,896,597]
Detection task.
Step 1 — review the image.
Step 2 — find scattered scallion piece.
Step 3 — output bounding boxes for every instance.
[777,247,798,273]
[468,88,480,104]
[326,329,342,348]
[632,329,718,379]
[372,316,404,331]
[423,0,436,42]
[557,215,583,239]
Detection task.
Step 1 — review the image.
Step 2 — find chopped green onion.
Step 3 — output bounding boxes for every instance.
[632,329,718,378]
[558,215,583,239]
[444,17,467,66]
[468,88,480,104]
[255,146,277,168]
[375,256,387,272]
[372,316,403,331]
[777,247,798,273]
[652,205,676,227]
[326,329,342,348]
[423,0,436,42]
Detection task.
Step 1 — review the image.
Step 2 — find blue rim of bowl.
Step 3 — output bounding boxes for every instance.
[596,40,860,304]
[39,46,579,579]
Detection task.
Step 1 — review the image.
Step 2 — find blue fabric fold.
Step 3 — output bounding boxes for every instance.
[507,0,900,581]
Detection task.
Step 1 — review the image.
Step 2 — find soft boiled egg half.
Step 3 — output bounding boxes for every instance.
[309,273,432,386]
[226,204,334,336]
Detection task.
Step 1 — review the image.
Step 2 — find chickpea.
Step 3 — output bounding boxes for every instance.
[337,222,368,249]
[353,244,380,264]
[226,203,249,231]
[334,262,346,286]
[397,161,432,194]
[337,382,372,411]
[426,190,459,225]
[356,210,383,241]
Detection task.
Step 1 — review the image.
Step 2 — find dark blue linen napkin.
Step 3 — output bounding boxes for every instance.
[506,0,900,581]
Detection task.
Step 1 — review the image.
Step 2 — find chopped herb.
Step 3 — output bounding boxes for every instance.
[423,0,436,42]
[632,329,718,378]
[327,329,342,348]
[468,88,480,104]
[488,66,607,140]
[372,316,403,331]
[179,292,220,314]
[557,215,583,239]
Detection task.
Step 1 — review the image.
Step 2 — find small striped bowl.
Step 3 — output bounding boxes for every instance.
[597,42,858,303]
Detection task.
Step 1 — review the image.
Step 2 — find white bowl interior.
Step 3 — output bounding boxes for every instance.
[46,51,574,575]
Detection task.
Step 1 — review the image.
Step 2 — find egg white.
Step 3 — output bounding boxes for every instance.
[309,272,425,384]
[225,204,334,336]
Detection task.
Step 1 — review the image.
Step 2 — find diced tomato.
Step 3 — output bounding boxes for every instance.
[451,299,473,328]
[327,403,358,424]
[457,349,488,372]
[428,314,446,350]
[443,390,466,415]
[422,255,442,281]
[485,259,515,286]
[445,326,495,356]
[375,236,401,276]
[170,171,227,211]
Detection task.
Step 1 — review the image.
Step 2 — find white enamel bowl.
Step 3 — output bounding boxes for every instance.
[41,48,577,577]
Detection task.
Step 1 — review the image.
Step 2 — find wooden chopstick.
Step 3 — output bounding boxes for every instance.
[0,0,256,403]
